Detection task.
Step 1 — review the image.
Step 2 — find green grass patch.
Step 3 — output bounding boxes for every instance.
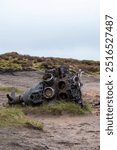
[0,106,43,130]
[0,59,22,69]
[0,101,91,129]
[23,101,92,115]
[0,86,23,94]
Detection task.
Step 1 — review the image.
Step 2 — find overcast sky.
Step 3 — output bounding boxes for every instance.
[0,0,99,60]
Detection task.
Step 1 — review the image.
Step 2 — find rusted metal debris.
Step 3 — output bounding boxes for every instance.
[7,66,84,107]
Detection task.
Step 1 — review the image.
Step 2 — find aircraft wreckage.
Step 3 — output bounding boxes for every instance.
[6,66,84,107]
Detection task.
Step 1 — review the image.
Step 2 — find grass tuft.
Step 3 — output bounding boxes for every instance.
[0,86,23,94]
[0,107,43,130]
[23,101,92,115]
[0,101,91,129]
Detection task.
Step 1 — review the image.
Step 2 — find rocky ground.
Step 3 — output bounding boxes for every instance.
[0,71,100,150]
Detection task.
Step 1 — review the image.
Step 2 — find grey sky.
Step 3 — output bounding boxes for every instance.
[0,0,99,60]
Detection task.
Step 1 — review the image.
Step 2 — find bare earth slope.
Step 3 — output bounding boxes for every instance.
[0,71,100,150]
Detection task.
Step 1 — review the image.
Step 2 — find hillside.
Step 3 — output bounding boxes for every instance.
[0,52,100,74]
